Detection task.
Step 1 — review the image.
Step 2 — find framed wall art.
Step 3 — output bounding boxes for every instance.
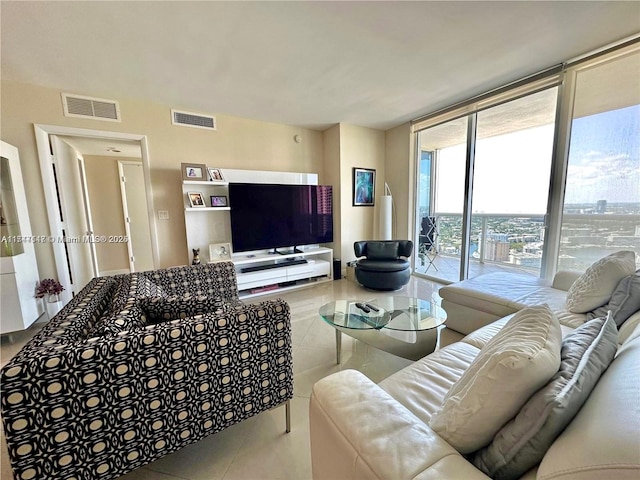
[181,163,207,181]
[353,167,376,206]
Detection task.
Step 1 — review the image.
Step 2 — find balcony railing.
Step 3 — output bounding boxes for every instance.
[415,211,639,282]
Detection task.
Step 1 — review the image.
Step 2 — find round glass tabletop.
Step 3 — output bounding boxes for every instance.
[318,296,446,332]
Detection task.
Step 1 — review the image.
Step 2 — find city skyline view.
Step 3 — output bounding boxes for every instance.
[565,104,639,206]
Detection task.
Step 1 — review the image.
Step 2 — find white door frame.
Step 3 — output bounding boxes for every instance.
[76,154,100,276]
[118,160,136,272]
[34,124,159,304]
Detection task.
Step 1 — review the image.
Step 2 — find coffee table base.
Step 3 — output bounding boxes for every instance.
[333,325,440,362]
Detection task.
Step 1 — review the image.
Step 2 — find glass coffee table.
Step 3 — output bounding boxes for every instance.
[318,296,446,362]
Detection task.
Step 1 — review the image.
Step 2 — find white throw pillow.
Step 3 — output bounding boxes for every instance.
[566,250,636,314]
[428,304,562,454]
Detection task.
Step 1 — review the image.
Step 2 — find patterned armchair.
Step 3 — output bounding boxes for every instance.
[1,263,293,480]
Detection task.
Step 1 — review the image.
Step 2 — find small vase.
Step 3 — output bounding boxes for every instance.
[45,294,62,318]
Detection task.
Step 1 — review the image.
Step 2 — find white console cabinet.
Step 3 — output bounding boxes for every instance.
[232,247,333,299]
[1,141,43,334]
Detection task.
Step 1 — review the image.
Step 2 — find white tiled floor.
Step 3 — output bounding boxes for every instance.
[0,276,443,480]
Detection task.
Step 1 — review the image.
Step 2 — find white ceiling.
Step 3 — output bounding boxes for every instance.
[2,2,639,131]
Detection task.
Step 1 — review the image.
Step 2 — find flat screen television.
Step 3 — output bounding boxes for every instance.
[228,183,333,253]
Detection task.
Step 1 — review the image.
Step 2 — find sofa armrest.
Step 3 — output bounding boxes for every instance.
[1,299,292,480]
[551,270,582,291]
[141,262,241,301]
[310,369,489,480]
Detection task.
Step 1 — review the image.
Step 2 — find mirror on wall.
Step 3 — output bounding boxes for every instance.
[55,135,155,279]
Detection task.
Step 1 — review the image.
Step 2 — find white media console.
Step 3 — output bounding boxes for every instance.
[232,247,333,298]
[183,168,333,298]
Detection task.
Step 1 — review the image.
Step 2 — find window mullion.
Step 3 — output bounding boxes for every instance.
[541,70,575,280]
[459,113,477,281]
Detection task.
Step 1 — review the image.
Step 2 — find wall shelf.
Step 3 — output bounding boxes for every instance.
[183,180,228,186]
[185,207,231,212]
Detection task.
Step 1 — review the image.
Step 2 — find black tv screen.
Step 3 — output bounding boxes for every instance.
[228,183,334,252]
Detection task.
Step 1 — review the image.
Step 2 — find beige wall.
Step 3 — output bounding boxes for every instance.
[0,80,326,276]
[385,122,414,240]
[83,155,137,274]
[322,124,342,260]
[1,80,414,282]
[338,124,386,266]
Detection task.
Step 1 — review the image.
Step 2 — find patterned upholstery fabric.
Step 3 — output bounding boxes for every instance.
[0,263,293,480]
[139,294,243,323]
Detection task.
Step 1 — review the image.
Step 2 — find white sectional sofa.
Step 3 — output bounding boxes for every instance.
[439,270,592,339]
[309,252,640,480]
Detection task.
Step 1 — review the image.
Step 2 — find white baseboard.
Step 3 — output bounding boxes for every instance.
[99,269,130,277]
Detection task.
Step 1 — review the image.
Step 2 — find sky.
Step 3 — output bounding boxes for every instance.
[564,104,640,205]
[433,124,554,215]
[423,104,640,214]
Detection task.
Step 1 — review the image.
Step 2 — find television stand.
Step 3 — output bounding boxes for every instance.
[232,247,334,299]
[241,258,308,273]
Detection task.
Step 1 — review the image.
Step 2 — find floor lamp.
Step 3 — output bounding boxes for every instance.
[379,183,394,240]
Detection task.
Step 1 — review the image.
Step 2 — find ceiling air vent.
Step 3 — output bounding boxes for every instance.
[171,109,216,130]
[61,93,121,122]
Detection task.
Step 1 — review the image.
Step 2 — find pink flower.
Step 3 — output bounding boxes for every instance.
[35,278,65,298]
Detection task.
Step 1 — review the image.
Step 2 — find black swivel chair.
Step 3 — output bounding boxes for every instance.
[353,240,413,291]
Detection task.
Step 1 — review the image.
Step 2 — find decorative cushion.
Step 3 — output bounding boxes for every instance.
[139,294,227,323]
[90,303,146,337]
[366,241,400,260]
[136,275,166,297]
[566,251,636,314]
[428,304,562,454]
[472,314,618,480]
[618,310,640,345]
[588,273,640,327]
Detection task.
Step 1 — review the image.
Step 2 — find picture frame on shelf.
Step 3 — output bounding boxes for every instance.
[210,195,228,207]
[209,242,232,262]
[208,167,225,182]
[353,167,376,206]
[182,162,207,181]
[187,192,206,207]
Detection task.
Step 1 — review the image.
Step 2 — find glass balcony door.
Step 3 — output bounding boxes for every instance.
[470,88,558,279]
[415,117,468,282]
[414,88,559,283]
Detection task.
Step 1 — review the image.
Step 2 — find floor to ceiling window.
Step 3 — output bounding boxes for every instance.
[414,86,559,283]
[470,88,557,279]
[413,40,639,283]
[559,49,640,271]
[415,117,468,280]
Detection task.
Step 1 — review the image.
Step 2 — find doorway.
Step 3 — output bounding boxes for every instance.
[34,125,158,304]
[118,161,154,272]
